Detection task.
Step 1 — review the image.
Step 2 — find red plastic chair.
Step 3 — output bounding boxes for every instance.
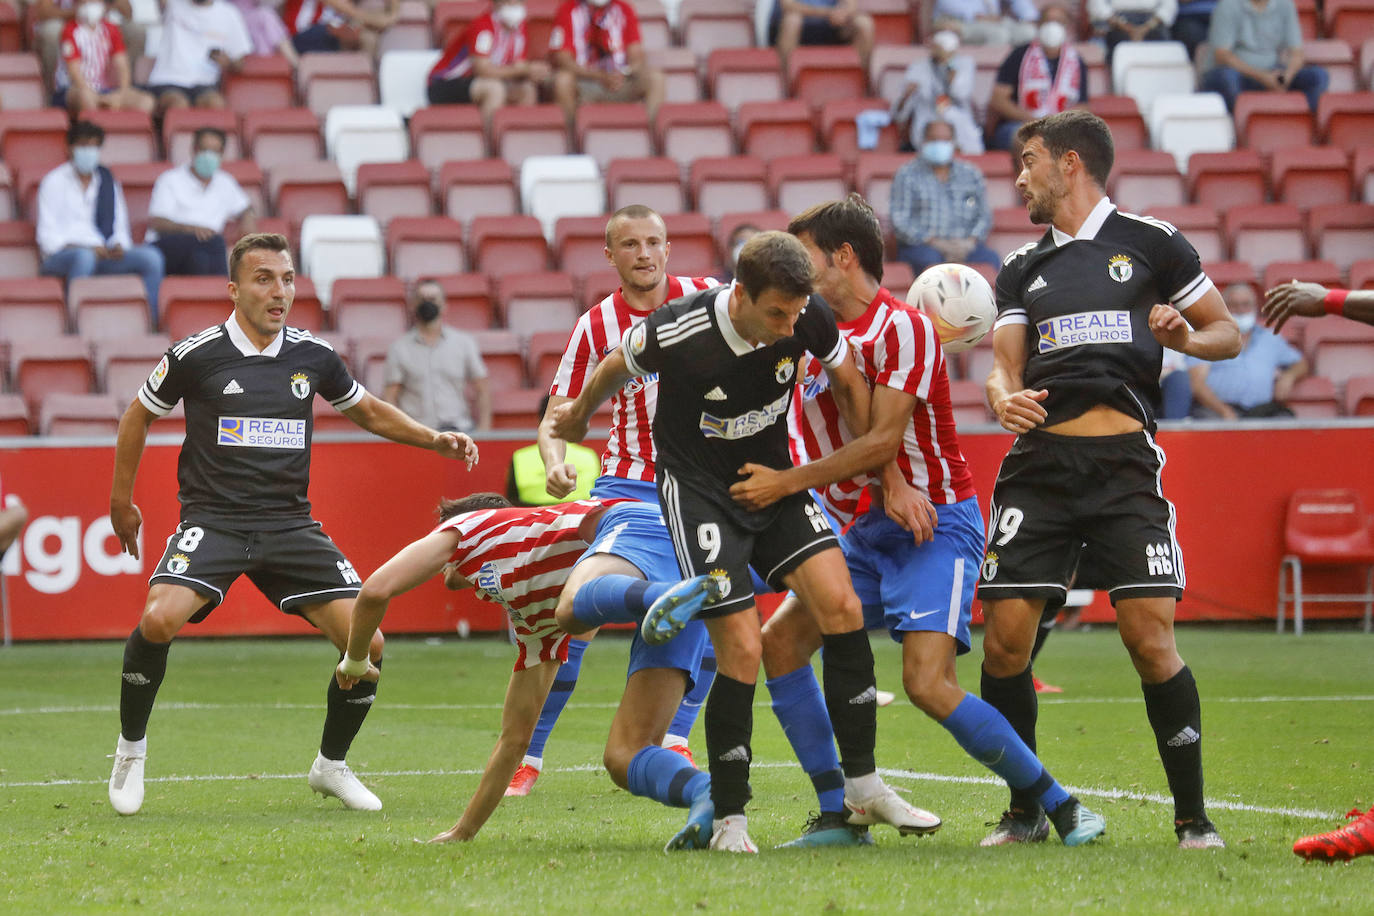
[714,209,790,255]
[297,52,377,119]
[1270,146,1352,207]
[1086,95,1147,150]
[85,110,157,165]
[1234,92,1315,155]
[787,46,867,111]
[1307,203,1374,271]
[0,276,68,341]
[820,98,898,166]
[1187,149,1266,210]
[554,215,612,277]
[39,392,120,436]
[574,103,654,171]
[0,52,44,109]
[70,275,151,340]
[656,102,734,169]
[11,337,93,422]
[658,47,703,104]
[1260,260,1343,295]
[162,109,242,167]
[1324,0,1374,45]
[224,55,296,114]
[410,105,488,173]
[1317,91,1374,152]
[855,152,912,222]
[495,271,579,340]
[434,273,495,329]
[737,100,816,160]
[269,161,350,242]
[242,108,324,172]
[1224,203,1308,266]
[678,0,754,58]
[386,215,466,281]
[1150,205,1225,263]
[330,276,410,341]
[357,160,435,229]
[766,153,848,217]
[526,329,572,390]
[491,104,569,169]
[1109,149,1186,212]
[1303,317,1374,387]
[661,212,717,277]
[1283,374,1339,418]
[1278,488,1374,634]
[690,155,768,221]
[471,328,525,389]
[706,47,784,112]
[439,157,518,220]
[490,386,546,429]
[1343,374,1374,416]
[469,214,549,279]
[94,334,172,398]
[604,157,685,214]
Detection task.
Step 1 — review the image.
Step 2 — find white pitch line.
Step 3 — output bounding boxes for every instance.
[0,761,1343,821]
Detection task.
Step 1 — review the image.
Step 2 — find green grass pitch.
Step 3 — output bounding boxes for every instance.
[1,627,1370,913]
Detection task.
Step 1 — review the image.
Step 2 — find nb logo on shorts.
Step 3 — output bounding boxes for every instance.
[1146,542,1174,576]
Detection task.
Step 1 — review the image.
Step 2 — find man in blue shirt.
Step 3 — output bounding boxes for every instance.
[890,119,998,277]
[1188,283,1308,418]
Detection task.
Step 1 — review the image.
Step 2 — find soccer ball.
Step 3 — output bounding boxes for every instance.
[907,263,996,353]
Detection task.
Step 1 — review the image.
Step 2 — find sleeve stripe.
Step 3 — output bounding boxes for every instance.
[817,333,848,370]
[1171,273,1212,311]
[621,325,647,377]
[329,380,366,411]
[993,313,1030,329]
[138,387,173,416]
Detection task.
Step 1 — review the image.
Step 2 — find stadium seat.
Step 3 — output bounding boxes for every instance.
[691,155,768,221]
[387,215,466,281]
[223,55,296,115]
[882,261,915,298]
[0,220,40,277]
[348,334,392,392]
[0,392,29,436]
[1261,259,1344,295]
[312,387,361,432]
[242,108,324,172]
[577,268,622,308]
[523,0,560,57]
[330,276,410,341]
[1278,488,1374,635]
[988,207,1040,259]
[70,275,151,340]
[106,162,164,243]
[1234,91,1315,154]
[1305,317,1374,386]
[662,212,719,277]
[714,209,789,256]
[356,160,434,228]
[1225,203,1308,265]
[1109,149,1187,212]
[0,161,12,221]
[553,215,611,277]
[1302,39,1358,91]
[965,43,1009,120]
[378,49,441,119]
[604,157,685,214]
[854,152,910,224]
[490,386,546,429]
[526,330,568,391]
[520,155,604,238]
[92,334,169,399]
[821,98,899,165]
[869,45,926,105]
[298,52,378,120]
[0,109,70,181]
[1317,92,1374,154]
[158,278,230,338]
[1110,41,1194,114]
[1087,95,1148,150]
[1150,206,1226,263]
[469,214,549,278]
[952,153,1015,211]
[440,158,518,221]
[11,337,93,420]
[300,215,385,306]
[410,105,488,173]
[1355,147,1374,203]
[1350,259,1374,289]
[492,105,569,170]
[859,0,914,44]
[947,379,992,427]
[0,278,68,352]
[0,53,44,110]
[575,103,654,171]
[433,0,484,44]
[1295,0,1321,36]
[767,154,847,216]
[38,392,120,437]
[656,102,734,170]
[679,0,754,58]
[495,271,579,340]
[85,110,156,165]
[1187,149,1266,210]
[737,100,816,160]
[1324,0,1374,46]
[162,109,241,167]
[658,47,704,104]
[707,47,785,111]
[1343,374,1374,415]
[434,273,495,328]
[471,328,525,389]
[379,0,436,54]
[636,0,671,48]
[1307,203,1374,270]
[788,46,867,111]
[324,105,410,195]
[1076,40,1110,98]
[222,161,267,236]
[1284,371,1339,418]
[1149,92,1234,171]
[269,161,350,243]
[1270,146,1353,207]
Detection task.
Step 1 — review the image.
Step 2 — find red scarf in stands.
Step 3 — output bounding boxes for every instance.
[1018,41,1082,117]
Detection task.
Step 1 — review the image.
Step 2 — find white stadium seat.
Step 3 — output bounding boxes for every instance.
[1112,41,1195,117]
[379,49,442,120]
[323,105,410,195]
[519,155,605,239]
[299,215,384,306]
[1150,92,1235,172]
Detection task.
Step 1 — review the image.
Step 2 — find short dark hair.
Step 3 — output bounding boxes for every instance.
[229,232,291,282]
[437,492,512,521]
[604,204,665,248]
[788,193,885,284]
[734,231,815,302]
[192,127,227,151]
[1015,109,1115,189]
[67,120,104,146]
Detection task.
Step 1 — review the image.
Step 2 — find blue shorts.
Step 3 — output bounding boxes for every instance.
[579,501,708,688]
[589,475,659,502]
[841,497,985,655]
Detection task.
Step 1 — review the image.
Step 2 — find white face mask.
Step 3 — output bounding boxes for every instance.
[1233,311,1257,333]
[495,3,526,27]
[1038,20,1067,49]
[77,1,105,25]
[932,30,959,55]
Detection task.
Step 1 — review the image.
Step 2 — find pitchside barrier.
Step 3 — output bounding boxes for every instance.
[3,421,1373,641]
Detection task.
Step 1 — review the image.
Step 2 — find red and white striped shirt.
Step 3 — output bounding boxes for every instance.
[282,0,343,35]
[550,276,717,483]
[57,19,125,93]
[437,499,617,671]
[789,287,976,526]
[429,12,526,83]
[548,0,641,72]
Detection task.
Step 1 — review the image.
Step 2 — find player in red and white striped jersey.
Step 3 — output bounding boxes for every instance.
[54,1,154,115]
[282,0,395,53]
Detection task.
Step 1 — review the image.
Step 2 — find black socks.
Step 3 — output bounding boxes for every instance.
[120,626,170,741]
[320,656,382,761]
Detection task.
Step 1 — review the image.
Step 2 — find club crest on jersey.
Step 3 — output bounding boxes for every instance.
[981,550,999,580]
[475,561,503,600]
[708,569,732,600]
[774,357,795,384]
[289,372,311,399]
[166,553,191,575]
[1108,254,1133,283]
[148,355,170,391]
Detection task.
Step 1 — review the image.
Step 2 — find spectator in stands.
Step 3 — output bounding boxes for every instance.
[428,0,550,126]
[1187,283,1308,418]
[890,118,998,276]
[283,0,397,55]
[146,128,255,277]
[37,121,164,325]
[230,0,300,65]
[986,4,1088,151]
[145,0,253,113]
[1159,348,1193,418]
[932,0,1038,46]
[52,0,156,115]
[32,0,145,98]
[1200,0,1328,112]
[722,223,761,282]
[1172,0,1216,58]
[549,0,664,124]
[383,280,492,434]
[770,0,875,72]
[891,28,983,154]
[1089,0,1175,62]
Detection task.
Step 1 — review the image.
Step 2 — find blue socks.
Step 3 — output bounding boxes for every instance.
[571,575,672,627]
[627,745,709,808]
[667,643,716,739]
[767,665,846,814]
[527,638,588,760]
[942,693,1070,813]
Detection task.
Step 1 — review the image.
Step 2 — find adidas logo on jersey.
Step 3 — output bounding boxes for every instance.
[222,379,244,395]
[1167,727,1200,747]
[718,745,750,762]
[1027,275,1048,293]
[704,386,727,401]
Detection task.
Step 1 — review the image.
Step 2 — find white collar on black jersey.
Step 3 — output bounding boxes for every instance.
[224,310,285,357]
[1050,196,1115,247]
[716,283,762,355]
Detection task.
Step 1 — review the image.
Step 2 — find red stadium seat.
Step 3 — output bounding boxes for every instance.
[347,335,391,392]
[960,152,1019,210]
[715,209,790,255]
[490,386,546,429]
[410,105,488,173]
[1109,149,1187,212]
[297,52,377,120]
[439,157,518,220]
[636,0,671,48]
[882,261,915,298]
[70,275,151,340]
[1307,203,1374,271]
[386,216,466,281]
[1203,261,1258,297]
[93,334,170,399]
[220,161,266,230]
[107,162,165,243]
[0,278,68,357]
[1304,317,1374,387]
[39,392,120,437]
[787,46,867,111]
[947,379,993,426]
[766,154,848,217]
[662,212,718,277]
[1303,39,1358,91]
[656,102,734,170]
[526,329,571,391]
[1318,92,1374,154]
[988,207,1040,259]
[0,392,29,436]
[0,53,44,110]
[1224,203,1307,266]
[707,47,785,112]
[1261,260,1344,295]
[357,160,434,229]
[1324,0,1374,46]
[269,162,350,242]
[471,328,525,389]
[737,100,816,160]
[495,271,579,340]
[678,0,754,58]
[869,45,925,105]
[1087,95,1148,150]
[859,0,914,45]
[1352,146,1374,202]
[0,109,69,180]
[330,276,410,341]
[821,98,899,166]
[1150,205,1226,264]
[1187,149,1266,211]
[0,161,12,221]
[1278,488,1374,635]
[1343,375,1374,415]
[575,103,654,171]
[691,156,768,221]
[554,215,612,277]
[224,55,296,115]
[658,47,703,104]
[1284,373,1339,418]
[604,157,685,214]
[312,388,361,432]
[84,110,156,165]
[159,277,235,340]
[0,225,42,286]
[11,337,93,422]
[469,215,549,279]
[1295,0,1320,36]
[433,0,484,44]
[522,0,560,58]
[242,108,324,172]
[1350,259,1374,290]
[1234,91,1315,154]
[1270,146,1352,207]
[491,104,569,169]
[434,273,495,329]
[855,152,911,224]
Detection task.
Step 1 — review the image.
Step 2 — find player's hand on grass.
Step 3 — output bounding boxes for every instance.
[110,501,143,558]
[428,822,475,843]
[548,401,589,443]
[992,388,1047,434]
[334,656,381,690]
[884,486,938,545]
[1262,280,1326,331]
[1148,303,1190,352]
[545,463,578,498]
[730,462,792,510]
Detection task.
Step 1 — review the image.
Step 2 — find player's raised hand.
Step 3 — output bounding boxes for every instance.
[545,462,578,498]
[1148,303,1190,351]
[110,501,143,559]
[730,463,791,510]
[884,486,938,545]
[434,431,479,469]
[548,401,589,443]
[1263,280,1327,332]
[992,388,1048,434]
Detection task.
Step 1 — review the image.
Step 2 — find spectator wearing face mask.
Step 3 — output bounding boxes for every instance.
[145,0,253,113]
[53,0,156,115]
[428,0,549,126]
[1187,283,1308,419]
[986,3,1088,151]
[31,0,145,99]
[382,280,492,434]
[548,0,664,124]
[145,127,255,276]
[890,118,998,277]
[37,120,165,326]
[891,28,983,154]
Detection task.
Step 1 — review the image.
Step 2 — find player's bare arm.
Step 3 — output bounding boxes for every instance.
[1148,288,1239,361]
[549,350,634,443]
[109,399,160,559]
[986,323,1048,434]
[341,392,479,469]
[537,393,579,498]
[877,457,938,545]
[1264,281,1374,330]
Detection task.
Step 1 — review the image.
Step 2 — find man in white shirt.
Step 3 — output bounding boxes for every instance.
[147,127,255,276]
[145,0,253,113]
[37,120,165,327]
[382,279,492,434]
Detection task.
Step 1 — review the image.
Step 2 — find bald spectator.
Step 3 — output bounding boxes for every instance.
[52,0,155,115]
[1188,283,1308,418]
[549,0,664,123]
[383,280,492,434]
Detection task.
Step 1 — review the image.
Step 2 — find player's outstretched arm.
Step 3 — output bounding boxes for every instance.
[1264,281,1374,331]
[549,350,634,444]
[986,323,1048,434]
[109,399,159,559]
[537,393,579,498]
[341,392,479,469]
[1149,287,1239,361]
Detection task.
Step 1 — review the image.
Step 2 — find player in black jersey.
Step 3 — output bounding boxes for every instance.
[977,110,1241,849]
[551,231,906,852]
[106,233,478,817]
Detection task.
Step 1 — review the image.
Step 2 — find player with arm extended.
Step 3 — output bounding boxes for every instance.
[106,232,477,817]
[730,195,1105,848]
[551,231,894,853]
[978,110,1239,849]
[334,494,719,844]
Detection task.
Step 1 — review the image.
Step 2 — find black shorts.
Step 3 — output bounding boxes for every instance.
[658,467,839,617]
[144,83,221,104]
[427,75,475,105]
[149,521,362,622]
[977,429,1184,605]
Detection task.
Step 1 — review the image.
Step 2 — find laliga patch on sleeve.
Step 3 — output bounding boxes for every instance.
[148,355,170,391]
[629,322,647,357]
